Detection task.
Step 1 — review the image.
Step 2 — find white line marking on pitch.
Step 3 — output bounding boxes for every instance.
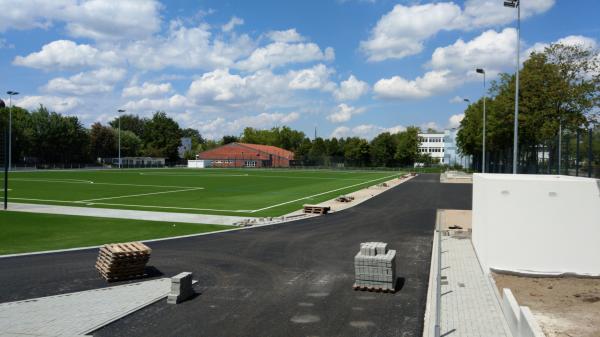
[249,174,399,213]
[139,173,250,177]
[139,172,367,181]
[77,187,204,203]
[10,178,199,189]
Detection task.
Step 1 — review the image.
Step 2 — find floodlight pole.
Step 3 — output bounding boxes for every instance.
[6,91,19,171]
[505,0,521,174]
[117,109,125,169]
[477,69,486,173]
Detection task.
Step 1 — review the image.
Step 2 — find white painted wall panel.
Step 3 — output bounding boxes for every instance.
[472,174,600,276]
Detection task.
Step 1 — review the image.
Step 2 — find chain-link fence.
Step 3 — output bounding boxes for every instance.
[477,125,599,178]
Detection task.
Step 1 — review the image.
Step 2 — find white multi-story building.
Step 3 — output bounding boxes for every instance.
[418,132,445,163]
[418,130,472,167]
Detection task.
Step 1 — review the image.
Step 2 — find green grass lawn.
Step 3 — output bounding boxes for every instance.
[0,211,234,255]
[1,168,401,216]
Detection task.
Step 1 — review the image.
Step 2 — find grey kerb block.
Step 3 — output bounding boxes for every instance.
[354,242,396,290]
[167,272,194,304]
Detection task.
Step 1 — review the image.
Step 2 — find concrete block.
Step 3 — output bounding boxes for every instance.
[167,272,194,304]
[501,288,521,337]
[518,306,546,337]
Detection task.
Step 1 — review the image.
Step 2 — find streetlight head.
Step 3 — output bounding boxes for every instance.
[503,0,518,8]
[118,109,126,113]
[464,98,471,103]
[476,68,485,74]
[7,91,19,96]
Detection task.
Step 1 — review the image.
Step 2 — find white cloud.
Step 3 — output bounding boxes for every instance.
[0,0,162,41]
[0,38,14,49]
[123,94,190,112]
[266,29,305,43]
[222,16,244,32]
[16,95,82,113]
[360,3,463,62]
[430,28,517,76]
[374,70,454,100]
[288,64,335,91]
[360,0,555,62]
[196,112,300,139]
[188,68,247,103]
[237,41,334,71]
[13,40,119,70]
[122,82,173,98]
[333,75,369,101]
[449,96,466,104]
[327,104,365,123]
[448,113,465,128]
[420,121,441,131]
[524,35,599,58]
[43,68,126,95]
[330,124,405,139]
[125,21,255,71]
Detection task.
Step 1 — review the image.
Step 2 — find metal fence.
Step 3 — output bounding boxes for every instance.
[474,125,599,178]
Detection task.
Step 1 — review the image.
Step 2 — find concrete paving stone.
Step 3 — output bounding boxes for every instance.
[0,278,171,336]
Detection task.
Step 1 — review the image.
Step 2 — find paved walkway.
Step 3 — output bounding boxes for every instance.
[424,230,512,337]
[7,202,249,225]
[0,278,171,336]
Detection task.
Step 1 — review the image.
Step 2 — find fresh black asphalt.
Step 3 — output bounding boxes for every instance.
[0,174,471,337]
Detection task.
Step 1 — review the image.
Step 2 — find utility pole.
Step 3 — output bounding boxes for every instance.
[117,109,125,169]
[504,0,520,174]
[6,91,19,171]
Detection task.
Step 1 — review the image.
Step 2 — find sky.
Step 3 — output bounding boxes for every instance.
[0,0,598,140]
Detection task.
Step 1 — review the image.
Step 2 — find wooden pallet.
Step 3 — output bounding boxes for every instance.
[95,241,151,281]
[303,205,331,214]
[352,284,395,293]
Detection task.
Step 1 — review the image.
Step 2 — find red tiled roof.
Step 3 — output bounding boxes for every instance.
[236,143,294,159]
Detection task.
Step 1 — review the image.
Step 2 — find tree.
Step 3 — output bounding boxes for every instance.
[89,123,117,159]
[221,135,239,144]
[120,130,142,157]
[181,128,204,149]
[394,126,420,166]
[370,132,397,167]
[344,137,371,166]
[142,111,182,161]
[110,114,148,138]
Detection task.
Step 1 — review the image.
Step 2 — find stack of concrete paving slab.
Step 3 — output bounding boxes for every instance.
[95,242,152,281]
[354,242,396,292]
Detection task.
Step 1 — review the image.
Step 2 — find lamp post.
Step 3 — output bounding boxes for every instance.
[463,98,470,104]
[6,91,19,171]
[476,68,487,173]
[504,0,520,174]
[117,109,125,169]
[1,98,6,210]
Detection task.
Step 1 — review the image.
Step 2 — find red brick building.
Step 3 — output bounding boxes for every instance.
[196,143,294,168]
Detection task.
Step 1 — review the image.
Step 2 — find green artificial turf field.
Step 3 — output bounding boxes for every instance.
[0,211,234,255]
[1,168,400,216]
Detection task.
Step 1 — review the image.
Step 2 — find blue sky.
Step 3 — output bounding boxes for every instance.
[1,0,598,139]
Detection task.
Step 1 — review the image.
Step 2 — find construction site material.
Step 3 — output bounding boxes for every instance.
[95,242,152,281]
[167,272,194,304]
[353,242,396,292]
[335,195,355,202]
[303,205,331,214]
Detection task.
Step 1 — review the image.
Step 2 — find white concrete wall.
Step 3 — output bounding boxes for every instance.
[473,174,600,276]
[187,160,206,168]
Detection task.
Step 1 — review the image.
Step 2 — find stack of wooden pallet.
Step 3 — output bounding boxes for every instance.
[95,242,152,281]
[303,205,331,214]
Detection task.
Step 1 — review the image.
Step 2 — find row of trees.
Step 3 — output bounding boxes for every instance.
[234,126,432,167]
[457,43,600,173]
[0,108,203,164]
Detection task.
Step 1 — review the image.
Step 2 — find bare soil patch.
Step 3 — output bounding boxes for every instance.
[493,273,600,337]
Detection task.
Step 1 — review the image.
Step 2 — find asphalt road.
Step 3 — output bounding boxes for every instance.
[0,173,471,337]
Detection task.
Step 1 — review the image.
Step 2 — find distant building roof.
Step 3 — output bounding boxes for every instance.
[235,143,294,159]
